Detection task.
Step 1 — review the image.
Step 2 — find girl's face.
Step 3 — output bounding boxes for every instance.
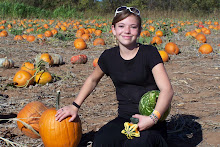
[112,15,141,47]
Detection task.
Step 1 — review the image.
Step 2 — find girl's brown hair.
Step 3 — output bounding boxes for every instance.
[112,9,142,28]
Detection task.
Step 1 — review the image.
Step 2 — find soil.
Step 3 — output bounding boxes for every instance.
[0,27,220,147]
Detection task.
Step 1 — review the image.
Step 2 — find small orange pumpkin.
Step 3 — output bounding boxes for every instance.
[155,30,163,37]
[14,35,23,41]
[20,62,36,76]
[35,71,52,85]
[93,38,105,46]
[74,39,87,50]
[198,44,213,54]
[26,35,36,42]
[39,53,54,65]
[159,50,169,62]
[93,58,99,67]
[165,42,179,55]
[44,30,53,37]
[150,36,162,45]
[195,34,207,43]
[17,101,48,139]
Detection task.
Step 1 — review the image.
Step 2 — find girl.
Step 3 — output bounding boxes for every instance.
[55,6,173,147]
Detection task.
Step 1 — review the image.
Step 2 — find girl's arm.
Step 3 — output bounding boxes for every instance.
[133,63,173,131]
[55,65,104,122]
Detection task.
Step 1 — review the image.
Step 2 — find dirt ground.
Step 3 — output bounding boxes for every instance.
[0,27,220,147]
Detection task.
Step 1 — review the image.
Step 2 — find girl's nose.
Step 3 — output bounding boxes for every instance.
[124,26,130,33]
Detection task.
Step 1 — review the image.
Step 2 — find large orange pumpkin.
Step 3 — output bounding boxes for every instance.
[13,70,34,87]
[165,42,179,55]
[39,108,82,147]
[17,101,48,139]
[198,44,213,54]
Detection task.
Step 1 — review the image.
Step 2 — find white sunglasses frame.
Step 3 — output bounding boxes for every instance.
[114,6,140,16]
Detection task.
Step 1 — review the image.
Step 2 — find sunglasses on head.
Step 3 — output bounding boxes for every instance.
[115,6,140,16]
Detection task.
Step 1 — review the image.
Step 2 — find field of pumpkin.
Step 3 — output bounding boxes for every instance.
[0,18,220,147]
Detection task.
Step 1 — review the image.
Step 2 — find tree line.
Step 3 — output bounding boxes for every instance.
[0,0,219,19]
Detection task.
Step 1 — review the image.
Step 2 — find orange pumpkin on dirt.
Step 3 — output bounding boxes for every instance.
[150,36,162,45]
[13,70,34,87]
[93,58,99,67]
[17,101,48,139]
[159,50,169,62]
[165,42,179,55]
[20,62,36,76]
[171,28,178,33]
[14,35,23,41]
[35,71,52,85]
[198,44,213,54]
[0,30,8,37]
[155,30,163,37]
[74,38,87,50]
[195,34,207,43]
[39,53,54,66]
[93,38,105,46]
[44,30,53,37]
[26,35,36,42]
[140,30,150,37]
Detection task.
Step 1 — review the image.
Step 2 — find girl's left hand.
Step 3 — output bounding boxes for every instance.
[132,114,155,131]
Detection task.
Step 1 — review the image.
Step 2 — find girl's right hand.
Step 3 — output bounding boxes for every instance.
[55,105,79,122]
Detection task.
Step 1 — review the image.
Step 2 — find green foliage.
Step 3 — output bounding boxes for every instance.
[0,0,219,19]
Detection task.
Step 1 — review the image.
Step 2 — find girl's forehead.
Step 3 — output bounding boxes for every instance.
[116,15,139,25]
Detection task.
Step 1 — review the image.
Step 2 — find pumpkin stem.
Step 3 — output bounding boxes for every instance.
[56,90,61,110]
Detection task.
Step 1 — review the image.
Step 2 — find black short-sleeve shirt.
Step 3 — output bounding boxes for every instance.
[98,44,163,119]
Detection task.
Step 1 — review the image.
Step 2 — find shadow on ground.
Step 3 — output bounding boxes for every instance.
[166,114,202,147]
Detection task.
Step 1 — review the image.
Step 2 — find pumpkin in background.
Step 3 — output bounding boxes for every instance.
[159,50,169,62]
[35,53,63,65]
[93,38,105,46]
[198,44,213,54]
[35,71,52,85]
[17,101,48,139]
[195,34,207,43]
[150,36,162,45]
[155,30,163,37]
[26,35,36,42]
[74,38,87,50]
[40,53,54,66]
[71,54,88,64]
[39,108,82,147]
[14,35,23,41]
[165,42,179,55]
[0,30,8,37]
[171,28,178,33]
[21,62,36,76]
[140,30,150,37]
[44,30,53,37]
[0,57,14,68]
[93,58,99,67]
[13,70,34,87]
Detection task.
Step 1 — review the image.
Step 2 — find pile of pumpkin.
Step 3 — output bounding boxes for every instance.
[17,100,82,147]
[12,53,63,88]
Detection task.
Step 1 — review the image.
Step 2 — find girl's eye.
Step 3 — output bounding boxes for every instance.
[118,25,124,28]
[131,26,138,29]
